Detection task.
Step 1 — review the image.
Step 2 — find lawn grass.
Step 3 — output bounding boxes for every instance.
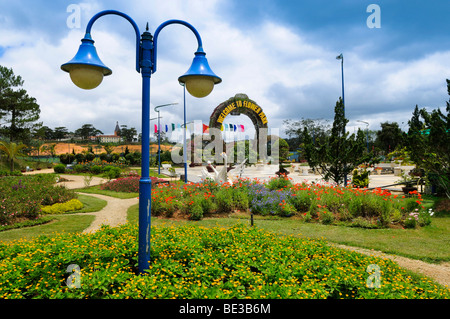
[0,214,95,242]
[126,203,450,263]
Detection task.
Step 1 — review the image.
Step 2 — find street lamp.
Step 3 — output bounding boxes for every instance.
[155,102,178,174]
[180,83,188,183]
[181,118,194,183]
[357,120,369,153]
[61,10,221,274]
[336,53,345,117]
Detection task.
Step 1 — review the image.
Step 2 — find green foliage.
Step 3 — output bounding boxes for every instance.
[352,169,369,188]
[0,140,28,171]
[53,164,65,174]
[0,174,76,225]
[375,122,405,155]
[59,153,75,165]
[303,98,371,186]
[41,199,83,214]
[215,188,233,213]
[0,223,448,299]
[89,165,102,175]
[0,65,41,142]
[406,85,450,198]
[102,166,121,179]
[266,175,293,190]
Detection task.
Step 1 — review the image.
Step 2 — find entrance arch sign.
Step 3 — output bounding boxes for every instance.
[209,93,268,132]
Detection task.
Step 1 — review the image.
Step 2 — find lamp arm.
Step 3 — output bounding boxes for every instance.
[152,19,204,74]
[84,10,141,73]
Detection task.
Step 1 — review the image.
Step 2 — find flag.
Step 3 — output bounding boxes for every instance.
[203,124,209,133]
[165,125,168,132]
[221,124,224,131]
[177,124,181,130]
[154,124,157,133]
[240,125,245,132]
[172,123,175,131]
[234,124,237,132]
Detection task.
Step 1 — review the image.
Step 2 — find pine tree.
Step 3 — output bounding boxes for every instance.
[303,98,370,186]
[0,66,40,142]
[407,80,450,198]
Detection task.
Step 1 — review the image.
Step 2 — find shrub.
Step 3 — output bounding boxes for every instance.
[54,164,66,174]
[59,153,75,165]
[189,202,204,220]
[266,176,292,190]
[89,165,102,175]
[73,164,85,173]
[320,209,335,225]
[75,153,85,163]
[290,192,312,212]
[0,175,76,225]
[101,176,164,193]
[41,199,83,214]
[418,209,433,227]
[404,214,418,229]
[231,189,249,211]
[215,188,233,213]
[103,166,121,179]
[85,152,95,161]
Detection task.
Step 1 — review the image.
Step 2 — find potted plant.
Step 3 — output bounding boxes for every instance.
[397,170,417,194]
[374,167,382,175]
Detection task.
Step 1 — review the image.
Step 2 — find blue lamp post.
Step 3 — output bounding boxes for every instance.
[336,53,345,117]
[180,83,188,183]
[61,10,221,274]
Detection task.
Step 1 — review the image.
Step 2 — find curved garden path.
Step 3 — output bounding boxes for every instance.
[332,243,450,287]
[74,193,138,234]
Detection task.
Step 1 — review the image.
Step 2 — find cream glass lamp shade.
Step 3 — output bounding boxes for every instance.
[178,51,221,98]
[61,36,112,90]
[68,65,105,90]
[184,75,215,98]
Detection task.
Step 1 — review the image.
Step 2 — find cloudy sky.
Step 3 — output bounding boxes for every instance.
[1,0,449,140]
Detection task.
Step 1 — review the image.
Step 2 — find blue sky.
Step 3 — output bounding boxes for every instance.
[0,0,449,140]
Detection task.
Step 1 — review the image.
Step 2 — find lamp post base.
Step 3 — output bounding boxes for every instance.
[138,178,152,274]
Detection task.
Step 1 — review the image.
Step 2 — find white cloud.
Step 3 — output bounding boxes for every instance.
[1,0,449,138]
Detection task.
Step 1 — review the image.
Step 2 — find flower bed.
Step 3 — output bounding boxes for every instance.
[0,174,76,226]
[0,223,448,299]
[149,176,432,228]
[100,176,166,193]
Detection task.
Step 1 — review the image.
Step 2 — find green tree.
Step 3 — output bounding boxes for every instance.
[119,125,137,143]
[74,124,103,141]
[283,118,331,151]
[375,121,405,155]
[406,80,450,198]
[303,98,370,186]
[0,66,40,142]
[53,127,69,140]
[0,140,27,171]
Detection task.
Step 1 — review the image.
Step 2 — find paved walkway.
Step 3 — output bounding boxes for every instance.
[76,193,138,234]
[170,164,408,192]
